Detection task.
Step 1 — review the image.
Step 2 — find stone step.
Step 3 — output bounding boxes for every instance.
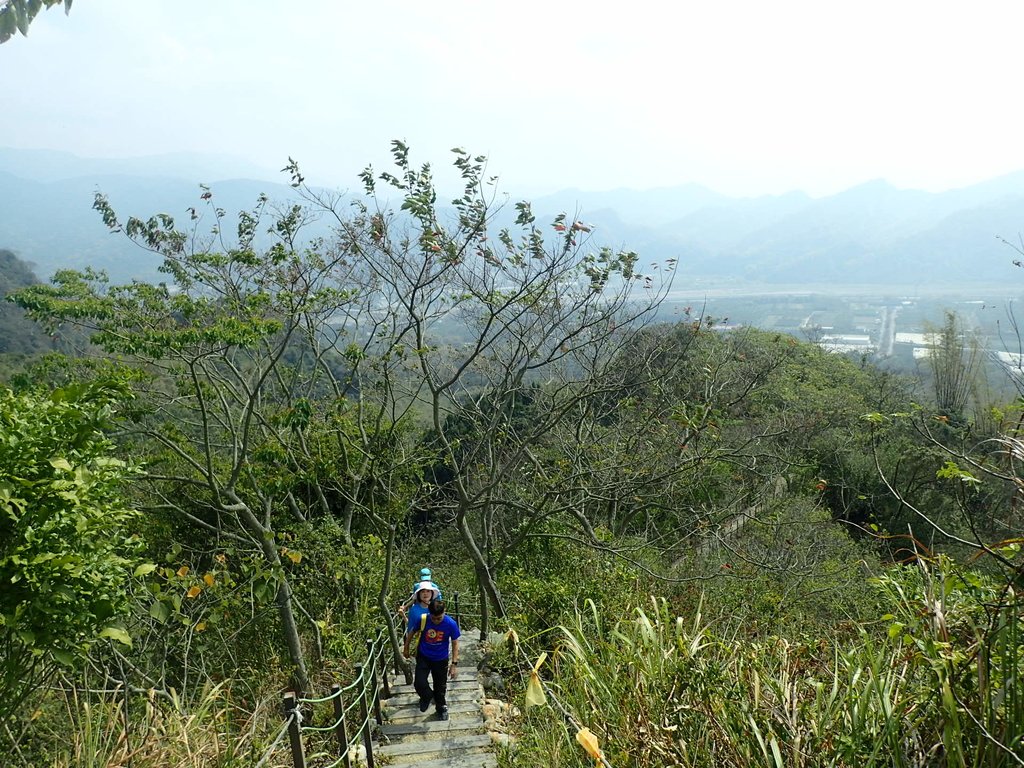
[387,679,481,702]
[382,717,484,739]
[385,699,480,723]
[387,688,481,704]
[387,682,482,697]
[389,676,479,691]
[383,752,497,768]
[377,732,492,761]
[388,659,480,678]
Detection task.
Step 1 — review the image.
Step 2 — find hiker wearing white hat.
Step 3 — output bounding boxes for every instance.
[402,579,440,632]
[398,567,443,613]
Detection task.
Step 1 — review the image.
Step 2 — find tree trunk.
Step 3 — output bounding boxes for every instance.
[478,578,489,642]
[457,505,506,619]
[274,576,310,695]
[378,522,412,684]
[236,498,310,694]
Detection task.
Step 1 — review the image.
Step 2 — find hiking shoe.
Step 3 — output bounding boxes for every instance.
[438,706,449,721]
[418,696,432,713]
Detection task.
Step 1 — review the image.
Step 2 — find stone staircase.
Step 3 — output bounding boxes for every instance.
[377,633,496,768]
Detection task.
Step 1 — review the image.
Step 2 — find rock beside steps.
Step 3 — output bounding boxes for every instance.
[377,633,497,768]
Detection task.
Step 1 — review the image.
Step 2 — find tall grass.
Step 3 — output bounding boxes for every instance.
[511,561,1023,767]
[15,682,290,768]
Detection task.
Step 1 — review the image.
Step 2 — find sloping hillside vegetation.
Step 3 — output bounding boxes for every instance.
[0,249,53,356]
[1,147,1021,767]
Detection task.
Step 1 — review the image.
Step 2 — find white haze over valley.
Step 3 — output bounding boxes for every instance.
[3,1,1024,199]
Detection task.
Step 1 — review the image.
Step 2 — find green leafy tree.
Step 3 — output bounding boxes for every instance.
[0,381,138,726]
[287,142,674,629]
[925,310,981,424]
[12,187,434,691]
[0,0,72,44]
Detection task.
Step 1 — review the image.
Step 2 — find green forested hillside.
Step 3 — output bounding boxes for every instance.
[0,248,53,355]
[1,147,1021,767]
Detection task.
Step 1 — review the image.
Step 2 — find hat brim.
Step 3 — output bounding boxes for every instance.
[414,581,438,600]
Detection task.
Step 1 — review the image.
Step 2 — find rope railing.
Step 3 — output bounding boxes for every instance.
[252,613,417,768]
[251,587,612,768]
[293,629,389,768]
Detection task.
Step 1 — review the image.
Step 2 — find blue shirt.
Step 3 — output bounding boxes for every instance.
[415,614,460,661]
[407,603,430,635]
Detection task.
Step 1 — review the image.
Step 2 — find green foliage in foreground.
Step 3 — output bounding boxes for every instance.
[505,559,1023,767]
[0,0,72,45]
[20,681,285,768]
[0,383,139,725]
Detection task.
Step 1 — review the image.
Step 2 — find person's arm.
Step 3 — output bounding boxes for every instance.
[448,637,460,678]
[398,586,415,612]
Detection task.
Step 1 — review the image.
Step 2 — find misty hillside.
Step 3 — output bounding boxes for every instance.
[0,161,307,282]
[0,249,54,355]
[3,148,1024,286]
[529,175,1024,284]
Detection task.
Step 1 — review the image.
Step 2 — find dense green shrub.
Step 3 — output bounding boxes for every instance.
[506,556,1023,767]
[0,383,139,725]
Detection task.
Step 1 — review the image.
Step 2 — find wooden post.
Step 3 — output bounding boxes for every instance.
[379,643,392,699]
[355,664,375,768]
[479,582,489,642]
[121,683,131,759]
[366,639,383,725]
[283,691,306,768]
[453,590,460,626]
[331,683,351,768]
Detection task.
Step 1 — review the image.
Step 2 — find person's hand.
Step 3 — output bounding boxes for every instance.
[449,664,458,680]
[403,646,411,659]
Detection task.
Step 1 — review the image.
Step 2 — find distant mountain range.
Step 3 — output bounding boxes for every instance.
[3,148,1024,288]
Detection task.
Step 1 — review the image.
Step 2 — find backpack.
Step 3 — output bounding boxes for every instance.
[409,611,428,651]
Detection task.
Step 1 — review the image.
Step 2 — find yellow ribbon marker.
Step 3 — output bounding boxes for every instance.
[524,651,548,707]
[576,726,605,764]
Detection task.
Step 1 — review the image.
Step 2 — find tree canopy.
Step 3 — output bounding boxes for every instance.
[4,144,1024,765]
[0,0,72,44]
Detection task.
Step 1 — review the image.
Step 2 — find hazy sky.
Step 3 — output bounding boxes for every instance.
[4,1,1024,198]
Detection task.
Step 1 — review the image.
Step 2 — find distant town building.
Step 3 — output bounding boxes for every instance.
[819,334,874,354]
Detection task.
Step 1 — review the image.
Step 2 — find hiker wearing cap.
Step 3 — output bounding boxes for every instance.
[399,567,443,613]
[403,597,461,721]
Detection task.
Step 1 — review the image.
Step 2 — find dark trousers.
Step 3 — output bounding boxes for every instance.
[414,653,449,711]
